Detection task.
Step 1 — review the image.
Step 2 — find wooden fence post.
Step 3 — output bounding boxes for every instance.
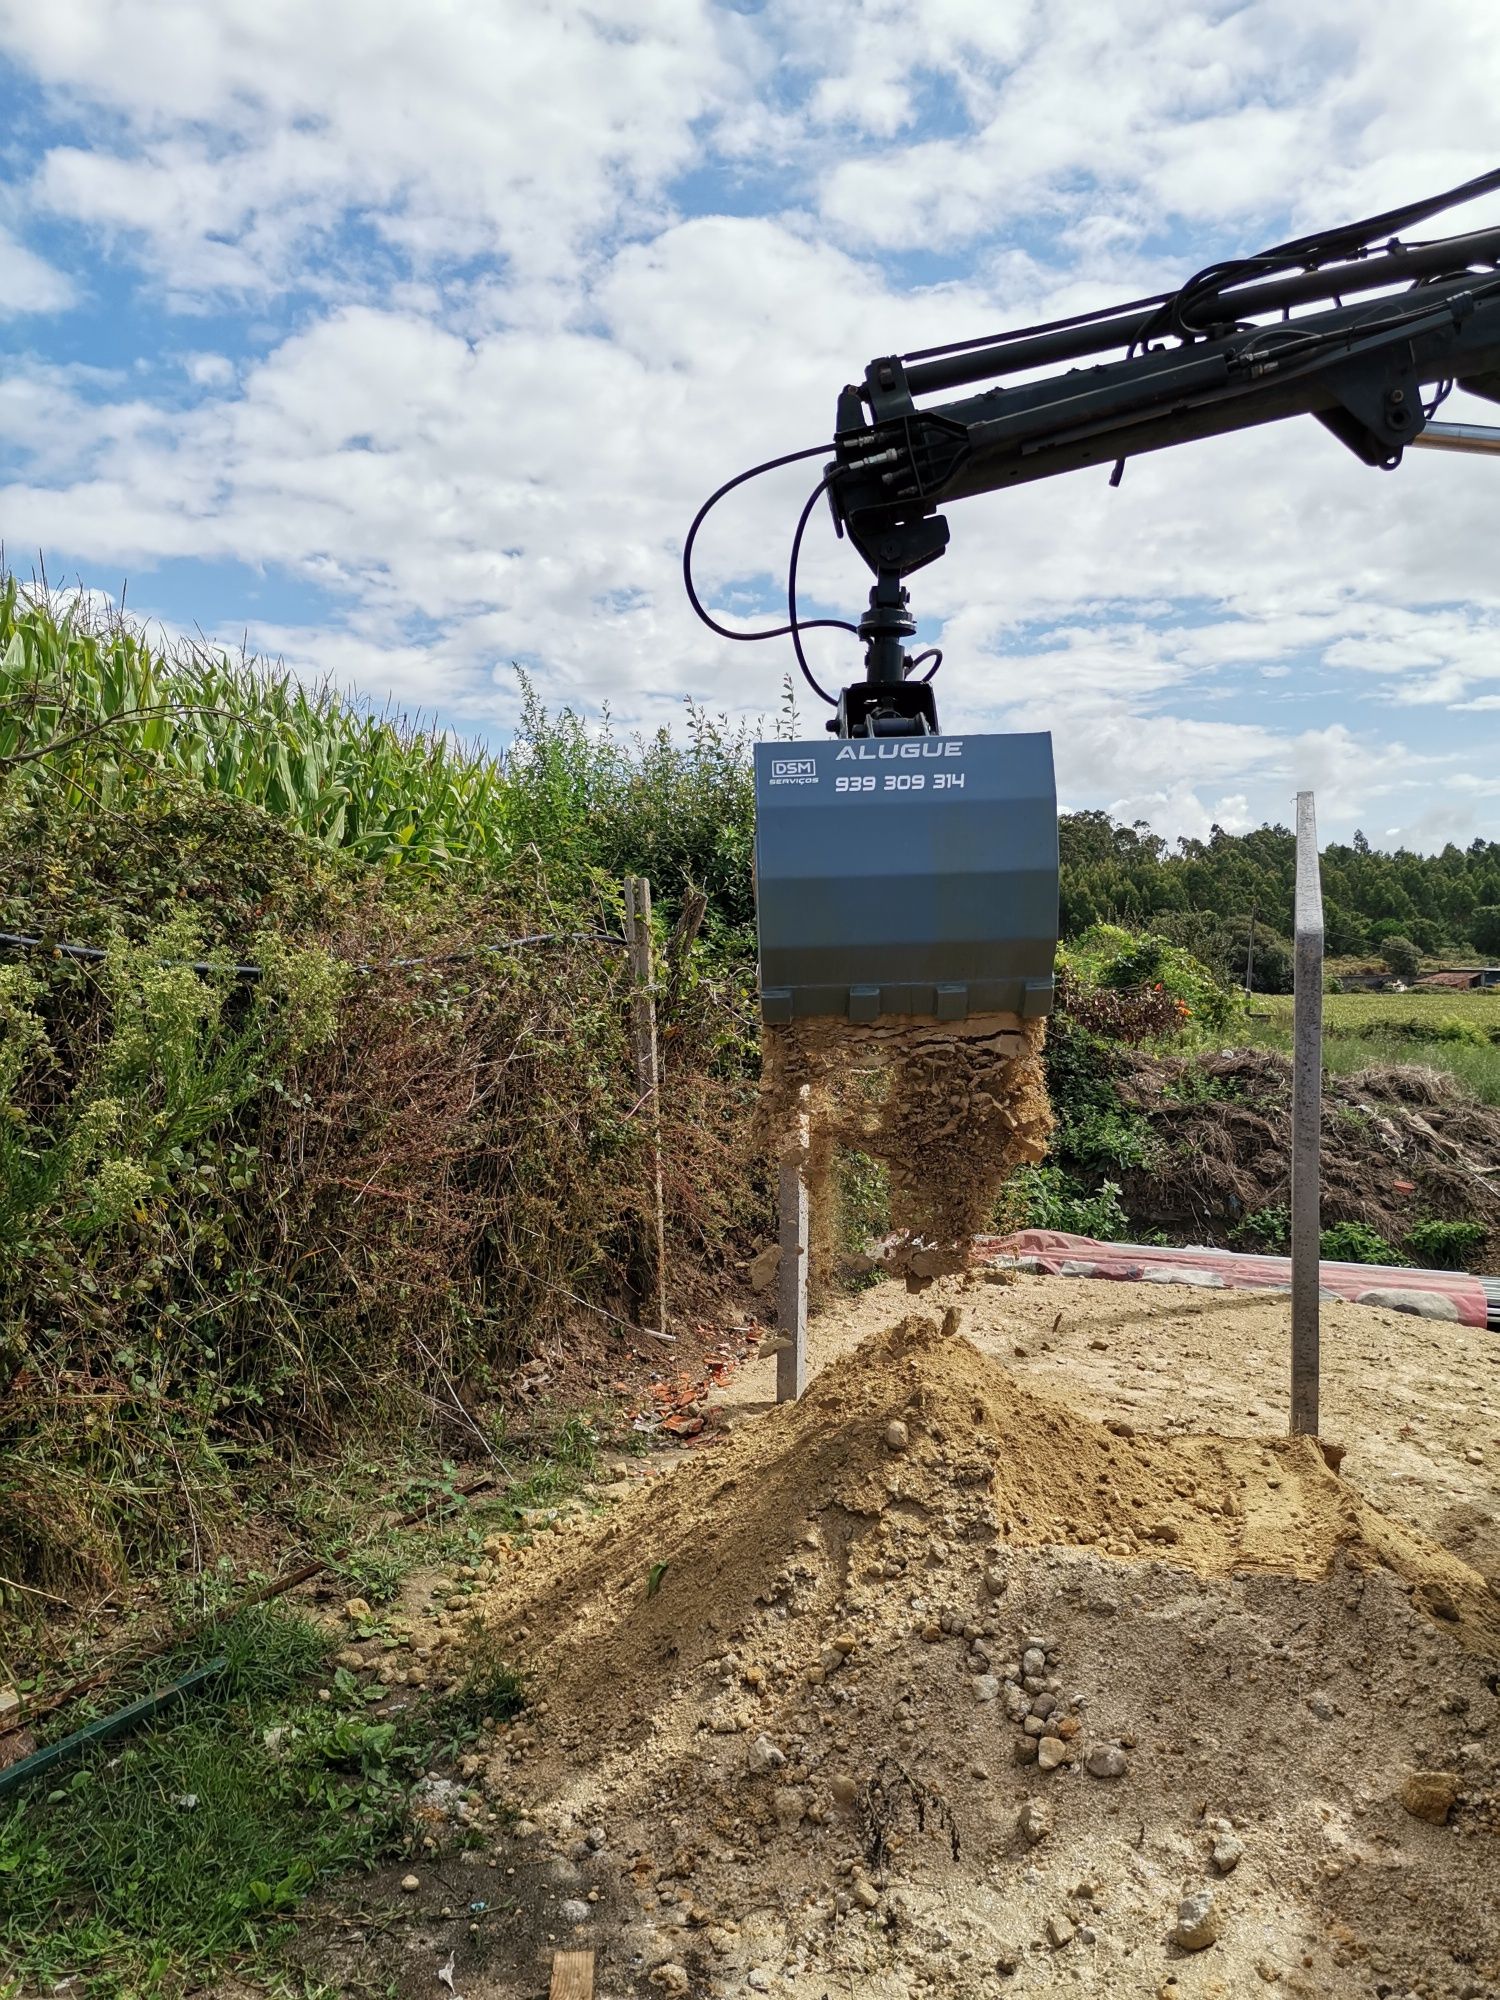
[776,1083,810,1402]
[624,876,668,1339]
[1291,792,1324,1436]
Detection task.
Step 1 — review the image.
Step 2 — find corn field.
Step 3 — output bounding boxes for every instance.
[0,576,511,870]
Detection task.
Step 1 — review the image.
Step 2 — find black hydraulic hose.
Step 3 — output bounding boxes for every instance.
[682,442,861,646]
[786,473,843,706]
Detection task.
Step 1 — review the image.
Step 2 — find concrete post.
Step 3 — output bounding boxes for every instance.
[1291,792,1324,1436]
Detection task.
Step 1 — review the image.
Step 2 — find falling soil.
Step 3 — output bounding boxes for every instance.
[760,1013,1053,1283]
[452,1312,1500,2000]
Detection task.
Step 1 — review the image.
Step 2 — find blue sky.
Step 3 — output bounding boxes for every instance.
[2,0,1499,848]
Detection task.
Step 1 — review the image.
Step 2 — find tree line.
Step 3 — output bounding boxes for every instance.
[1059,811,1500,991]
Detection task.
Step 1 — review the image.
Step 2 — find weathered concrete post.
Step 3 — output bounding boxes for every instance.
[1291,791,1325,1435]
[776,1083,810,1402]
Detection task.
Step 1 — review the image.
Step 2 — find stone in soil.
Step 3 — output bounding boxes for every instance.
[747,1733,785,1775]
[1174,1888,1220,1952]
[1401,1770,1460,1823]
[1210,1832,1244,1874]
[1085,1743,1128,1779]
[1017,1799,1052,1847]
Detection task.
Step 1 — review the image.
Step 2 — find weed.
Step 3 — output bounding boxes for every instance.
[1162,1066,1243,1106]
[1230,1204,1291,1251]
[331,1542,408,1607]
[1403,1218,1487,1269]
[998,1166,1130,1241]
[426,1659,526,1756]
[1319,1220,1402,1265]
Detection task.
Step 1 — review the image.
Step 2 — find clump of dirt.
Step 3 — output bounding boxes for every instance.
[761,1014,1052,1280]
[1118,1048,1500,1258]
[457,1313,1500,1999]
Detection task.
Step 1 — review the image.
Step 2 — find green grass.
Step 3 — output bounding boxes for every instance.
[1247,993,1500,1105]
[0,1443,559,2000]
[0,1603,524,1999]
[1261,989,1500,1036]
[1,1609,396,1996]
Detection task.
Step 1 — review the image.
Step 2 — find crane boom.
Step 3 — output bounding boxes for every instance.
[686,173,1500,1027]
[825,229,1500,735]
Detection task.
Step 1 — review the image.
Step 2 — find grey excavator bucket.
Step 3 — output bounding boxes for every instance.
[753,732,1058,1025]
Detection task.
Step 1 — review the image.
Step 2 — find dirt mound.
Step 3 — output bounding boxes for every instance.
[760,1015,1052,1275]
[1119,1047,1500,1257]
[462,1314,1500,1999]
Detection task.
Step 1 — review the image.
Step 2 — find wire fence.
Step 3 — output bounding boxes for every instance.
[0,926,630,983]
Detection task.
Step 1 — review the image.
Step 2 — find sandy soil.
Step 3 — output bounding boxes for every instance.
[760,1016,1051,1261]
[710,1271,1500,1588]
[309,1275,1500,2000]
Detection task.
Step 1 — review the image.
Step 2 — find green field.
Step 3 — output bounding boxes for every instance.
[1247,989,1500,1105]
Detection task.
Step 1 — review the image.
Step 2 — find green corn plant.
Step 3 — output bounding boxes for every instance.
[0,577,512,872]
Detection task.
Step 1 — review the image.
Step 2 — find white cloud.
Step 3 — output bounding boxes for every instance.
[0,223,75,314]
[1,0,1499,849]
[7,0,736,295]
[181,352,235,388]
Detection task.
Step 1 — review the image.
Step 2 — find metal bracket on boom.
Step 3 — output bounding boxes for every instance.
[1315,352,1426,467]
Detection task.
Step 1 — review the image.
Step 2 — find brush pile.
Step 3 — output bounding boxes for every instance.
[1117,1049,1500,1255]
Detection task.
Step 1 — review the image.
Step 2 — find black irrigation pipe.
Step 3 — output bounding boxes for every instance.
[0,1472,499,1760]
[0,927,630,983]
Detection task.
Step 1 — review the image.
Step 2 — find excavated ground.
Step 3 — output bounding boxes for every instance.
[423,1306,1500,2000]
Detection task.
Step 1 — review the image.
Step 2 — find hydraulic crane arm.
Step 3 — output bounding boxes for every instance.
[828,236,1500,732]
[835,244,1500,550]
[693,173,1500,1026]
[715,172,1500,736]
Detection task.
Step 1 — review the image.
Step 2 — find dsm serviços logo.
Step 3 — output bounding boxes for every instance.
[769,757,818,784]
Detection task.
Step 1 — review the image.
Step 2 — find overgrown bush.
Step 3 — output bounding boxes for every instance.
[1062,924,1246,1035]
[0,598,767,1610]
[1041,1007,1159,1180]
[0,848,761,1597]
